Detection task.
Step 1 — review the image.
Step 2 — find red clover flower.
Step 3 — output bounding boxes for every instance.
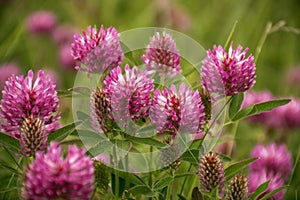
[201,42,256,96]
[142,32,181,77]
[71,25,123,73]
[22,142,94,200]
[104,64,154,127]
[1,70,60,138]
[150,83,205,138]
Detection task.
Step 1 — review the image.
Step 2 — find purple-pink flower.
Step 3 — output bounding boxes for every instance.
[71,25,123,73]
[26,10,57,34]
[150,83,205,138]
[201,42,256,96]
[249,143,292,200]
[141,32,181,77]
[250,143,292,180]
[22,142,94,200]
[1,70,60,138]
[103,64,154,126]
[248,170,285,200]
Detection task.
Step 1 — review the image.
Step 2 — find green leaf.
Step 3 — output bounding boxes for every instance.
[181,149,199,165]
[260,185,288,200]
[0,132,20,152]
[231,99,290,121]
[248,181,270,200]
[153,176,173,190]
[47,121,82,142]
[229,93,244,119]
[231,105,253,121]
[224,157,257,179]
[125,135,166,148]
[127,185,155,197]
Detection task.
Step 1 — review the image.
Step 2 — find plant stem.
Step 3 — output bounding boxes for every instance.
[226,121,239,156]
[224,20,238,50]
[254,22,272,63]
[148,146,153,200]
[113,143,119,200]
[179,164,192,195]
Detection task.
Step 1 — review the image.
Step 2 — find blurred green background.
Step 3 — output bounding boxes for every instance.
[0,0,299,199]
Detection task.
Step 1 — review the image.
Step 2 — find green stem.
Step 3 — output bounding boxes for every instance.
[113,143,119,200]
[254,22,272,63]
[148,146,153,200]
[224,20,238,50]
[179,96,233,198]
[226,121,239,156]
[179,164,192,195]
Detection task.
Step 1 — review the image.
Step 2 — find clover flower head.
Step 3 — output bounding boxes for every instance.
[22,142,94,200]
[104,64,154,127]
[250,143,292,180]
[142,32,181,77]
[150,83,205,138]
[71,25,123,73]
[199,152,225,192]
[26,10,57,34]
[1,70,60,138]
[201,42,256,96]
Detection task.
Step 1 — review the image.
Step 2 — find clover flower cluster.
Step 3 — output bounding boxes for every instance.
[0,23,259,199]
[249,143,292,199]
[74,25,256,141]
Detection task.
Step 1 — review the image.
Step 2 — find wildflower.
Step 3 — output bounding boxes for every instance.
[248,170,285,200]
[201,43,256,96]
[0,62,20,90]
[150,83,205,138]
[90,87,115,133]
[26,10,56,34]
[20,117,47,157]
[250,143,292,180]
[199,152,225,192]
[71,25,123,73]
[104,64,154,127]
[22,142,94,200]
[225,174,248,200]
[1,70,60,138]
[141,32,181,77]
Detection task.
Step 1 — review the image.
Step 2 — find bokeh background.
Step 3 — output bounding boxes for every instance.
[0,0,299,199]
